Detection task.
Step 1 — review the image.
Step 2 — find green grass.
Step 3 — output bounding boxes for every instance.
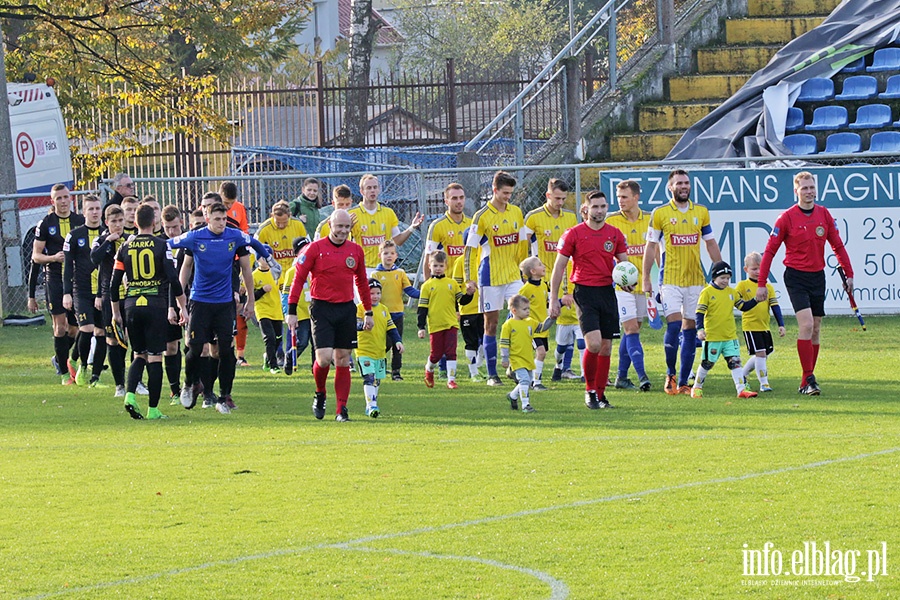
[1,314,898,598]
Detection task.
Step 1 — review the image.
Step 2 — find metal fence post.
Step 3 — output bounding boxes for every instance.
[574,167,582,220]
[609,5,618,91]
[515,102,525,168]
[258,178,268,223]
[316,61,327,146]
[446,59,458,143]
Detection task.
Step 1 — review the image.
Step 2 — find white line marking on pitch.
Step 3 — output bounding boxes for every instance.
[23,446,900,600]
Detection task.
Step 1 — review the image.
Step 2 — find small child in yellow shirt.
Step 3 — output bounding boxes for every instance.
[252,255,285,375]
[518,256,549,390]
[734,251,786,392]
[500,294,538,413]
[356,279,403,418]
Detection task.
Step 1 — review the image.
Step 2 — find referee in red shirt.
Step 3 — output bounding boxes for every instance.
[550,190,630,410]
[756,171,853,396]
[287,210,372,421]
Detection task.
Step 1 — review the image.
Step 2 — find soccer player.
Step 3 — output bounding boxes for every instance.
[286,209,372,422]
[606,180,656,392]
[464,170,527,386]
[424,183,472,279]
[314,184,354,241]
[500,294,538,413]
[518,257,549,390]
[736,252,785,392]
[91,205,129,396]
[161,205,189,402]
[356,279,403,418]
[451,236,484,381]
[289,177,323,233]
[756,171,854,395]
[350,173,424,272]
[371,240,419,380]
[643,169,722,396]
[110,204,186,419]
[168,203,274,414]
[550,190,629,410]
[417,251,467,390]
[139,195,164,236]
[62,194,105,386]
[252,254,284,374]
[691,261,760,399]
[32,184,84,384]
[121,195,139,237]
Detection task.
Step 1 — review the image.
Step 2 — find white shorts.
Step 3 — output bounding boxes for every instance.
[660,284,703,319]
[615,290,648,324]
[555,323,583,346]
[479,282,520,313]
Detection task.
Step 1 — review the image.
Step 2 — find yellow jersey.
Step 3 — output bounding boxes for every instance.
[606,209,652,294]
[419,275,461,333]
[734,279,779,332]
[349,203,400,268]
[522,205,577,275]
[500,317,537,371]
[451,254,479,316]
[696,284,741,342]
[281,264,310,321]
[371,266,413,313]
[252,268,283,321]
[425,212,471,275]
[648,200,713,287]
[254,217,308,283]
[465,201,526,287]
[518,280,549,339]
[356,302,396,360]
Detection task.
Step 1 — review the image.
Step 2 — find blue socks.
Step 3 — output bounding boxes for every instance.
[484,334,497,377]
[625,333,647,380]
[618,336,631,380]
[664,321,681,376]
[679,328,698,386]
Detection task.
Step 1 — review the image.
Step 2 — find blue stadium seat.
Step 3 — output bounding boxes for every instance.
[868,47,900,72]
[869,131,900,153]
[835,75,878,100]
[783,133,818,155]
[797,77,835,102]
[805,105,849,131]
[879,75,900,99]
[840,56,866,73]
[785,107,805,132]
[849,104,893,129]
[823,132,861,154]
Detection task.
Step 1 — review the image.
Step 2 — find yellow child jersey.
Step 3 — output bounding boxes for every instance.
[648,200,713,287]
[425,212,472,275]
[500,317,538,371]
[418,275,461,333]
[281,264,310,321]
[696,284,744,342]
[451,254,479,316]
[252,267,284,322]
[349,203,400,268]
[606,209,652,294]
[464,202,526,287]
[518,280,549,339]
[735,278,778,332]
[372,266,413,313]
[356,302,396,360]
[521,205,577,276]
[254,217,308,283]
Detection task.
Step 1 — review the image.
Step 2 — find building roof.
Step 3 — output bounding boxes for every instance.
[337,0,405,46]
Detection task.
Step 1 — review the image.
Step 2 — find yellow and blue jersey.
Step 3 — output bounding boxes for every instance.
[371,266,414,313]
[253,267,283,321]
[518,280,549,339]
[425,212,471,275]
[696,284,741,342]
[500,317,538,371]
[648,200,713,287]
[606,209,652,294]
[419,275,461,333]
[349,203,400,268]
[356,302,396,359]
[735,278,779,332]
[451,254,479,317]
[464,202,526,287]
[521,206,577,277]
[254,217,308,283]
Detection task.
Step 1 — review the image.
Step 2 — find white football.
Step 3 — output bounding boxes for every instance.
[612,261,639,288]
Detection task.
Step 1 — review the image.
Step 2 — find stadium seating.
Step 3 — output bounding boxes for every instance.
[835,75,878,100]
[805,105,848,130]
[796,77,835,102]
[848,103,893,129]
[879,75,900,99]
[823,132,861,154]
[783,133,818,155]
[869,131,900,153]
[785,107,805,132]
[839,56,866,73]
[867,47,900,72]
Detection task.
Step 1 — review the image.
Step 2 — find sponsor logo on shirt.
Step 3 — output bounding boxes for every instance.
[447,245,465,256]
[362,235,386,247]
[626,245,644,256]
[492,233,518,247]
[543,240,557,252]
[670,233,698,246]
[273,248,293,260]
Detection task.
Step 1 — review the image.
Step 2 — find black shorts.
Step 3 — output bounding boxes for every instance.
[460,313,484,351]
[533,337,549,352]
[74,294,103,328]
[124,302,169,355]
[45,273,66,316]
[783,267,826,317]
[309,299,357,350]
[187,300,236,347]
[102,297,115,338]
[743,330,774,355]
[167,307,184,343]
[573,284,619,339]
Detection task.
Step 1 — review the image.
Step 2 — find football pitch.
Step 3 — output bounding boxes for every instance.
[1,316,898,598]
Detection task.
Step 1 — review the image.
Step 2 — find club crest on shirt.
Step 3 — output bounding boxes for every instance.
[815,226,825,237]
[49,226,58,235]
[669,218,677,226]
[492,224,499,232]
[77,238,86,247]
[228,242,235,252]
[346,256,356,269]
[604,240,614,252]
[198,243,207,252]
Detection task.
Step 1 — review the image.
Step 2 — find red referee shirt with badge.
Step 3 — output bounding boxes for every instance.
[288,237,370,309]
[557,222,627,287]
[758,204,853,285]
